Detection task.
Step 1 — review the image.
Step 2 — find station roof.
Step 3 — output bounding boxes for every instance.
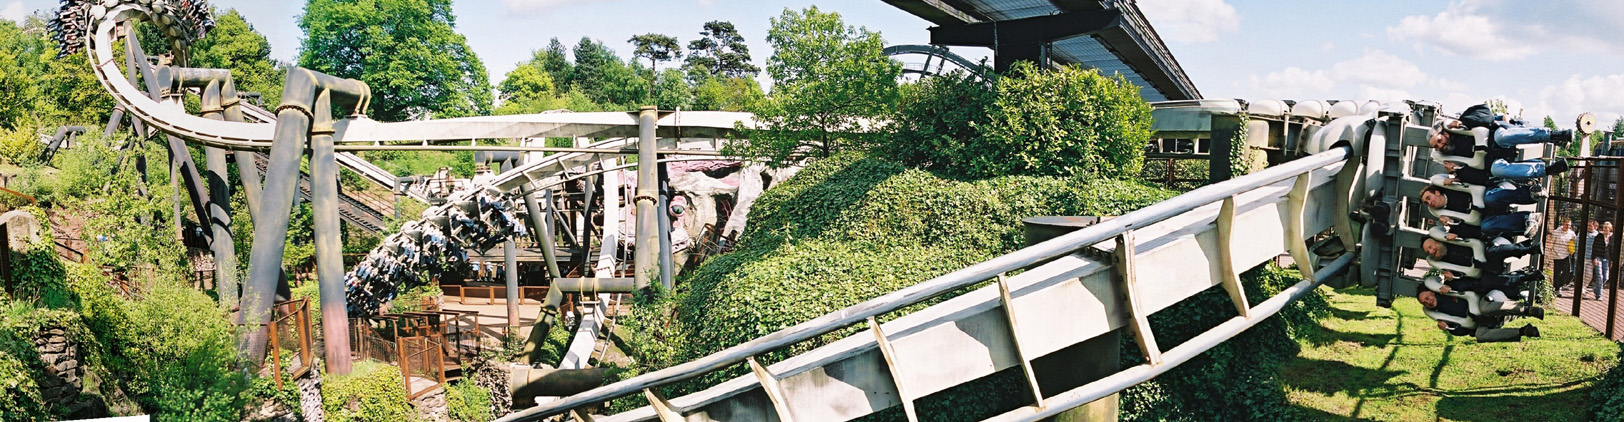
[882,0,1200,101]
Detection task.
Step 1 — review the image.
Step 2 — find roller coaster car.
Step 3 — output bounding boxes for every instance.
[1420,275,1524,330]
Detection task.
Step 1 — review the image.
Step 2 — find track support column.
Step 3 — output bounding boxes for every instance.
[634,106,659,290]
[309,89,353,375]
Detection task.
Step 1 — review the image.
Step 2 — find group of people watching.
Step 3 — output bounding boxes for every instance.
[1414,104,1587,342]
[1549,219,1614,300]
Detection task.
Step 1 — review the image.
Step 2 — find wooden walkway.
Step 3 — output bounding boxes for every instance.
[1551,288,1624,341]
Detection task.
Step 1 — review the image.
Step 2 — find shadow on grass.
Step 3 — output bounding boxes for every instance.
[1280,356,1413,396]
[1433,379,1595,422]
[1297,322,1401,348]
[1288,403,1368,422]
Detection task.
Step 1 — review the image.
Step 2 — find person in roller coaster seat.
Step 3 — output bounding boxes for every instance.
[1435,267,1543,298]
[1417,290,1543,342]
[1435,212,1541,241]
[1440,158,1569,186]
[1420,237,1539,274]
[1420,185,1537,216]
[1428,103,1583,160]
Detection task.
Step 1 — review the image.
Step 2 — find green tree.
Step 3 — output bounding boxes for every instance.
[188,10,286,106]
[881,70,995,175]
[1613,116,1624,140]
[651,68,692,110]
[497,64,555,104]
[571,37,649,108]
[628,33,682,71]
[535,38,574,90]
[735,7,901,162]
[690,75,763,112]
[298,0,492,121]
[685,21,758,79]
[973,62,1153,178]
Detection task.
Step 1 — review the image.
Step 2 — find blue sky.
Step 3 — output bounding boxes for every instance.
[5,0,1622,125]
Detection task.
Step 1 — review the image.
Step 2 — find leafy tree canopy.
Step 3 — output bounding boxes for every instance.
[733,7,901,163]
[684,20,757,79]
[188,9,286,106]
[628,33,681,71]
[298,0,492,121]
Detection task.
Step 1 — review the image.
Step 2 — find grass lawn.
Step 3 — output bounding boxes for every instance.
[1283,287,1622,421]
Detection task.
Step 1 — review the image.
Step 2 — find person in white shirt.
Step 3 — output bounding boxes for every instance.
[1550,219,1576,292]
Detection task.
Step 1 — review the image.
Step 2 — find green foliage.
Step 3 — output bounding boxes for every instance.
[1592,351,1624,422]
[446,380,493,422]
[1118,264,1327,422]
[323,360,417,422]
[735,7,901,162]
[0,304,82,421]
[188,9,286,106]
[618,153,1176,405]
[881,70,995,175]
[570,37,649,109]
[974,62,1153,179]
[684,21,758,79]
[299,0,492,121]
[651,69,693,110]
[0,17,115,130]
[689,75,764,112]
[0,126,44,165]
[628,33,682,71]
[5,223,72,309]
[389,283,441,314]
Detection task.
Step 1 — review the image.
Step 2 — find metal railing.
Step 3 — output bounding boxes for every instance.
[498,145,1354,421]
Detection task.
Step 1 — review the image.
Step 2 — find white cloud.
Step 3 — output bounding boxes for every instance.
[1,2,24,23]
[1139,0,1239,43]
[1434,78,1469,92]
[1387,0,1624,61]
[1533,74,1624,129]
[1321,42,1335,52]
[501,0,613,14]
[1245,50,1429,101]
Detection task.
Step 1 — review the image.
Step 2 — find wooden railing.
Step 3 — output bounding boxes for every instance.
[265,298,315,389]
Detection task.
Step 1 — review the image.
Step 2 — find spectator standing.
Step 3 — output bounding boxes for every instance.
[1551,219,1576,292]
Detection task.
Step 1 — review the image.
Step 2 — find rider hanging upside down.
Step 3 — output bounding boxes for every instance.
[1428,103,1581,160]
[1416,289,1543,342]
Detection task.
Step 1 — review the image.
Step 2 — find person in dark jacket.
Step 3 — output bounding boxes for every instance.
[1420,237,1538,274]
[1417,290,1542,342]
[1435,211,1539,241]
[1436,268,1541,297]
[1429,104,1578,159]
[1420,185,1535,216]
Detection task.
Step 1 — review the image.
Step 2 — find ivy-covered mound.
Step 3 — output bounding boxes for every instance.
[618,153,1171,414]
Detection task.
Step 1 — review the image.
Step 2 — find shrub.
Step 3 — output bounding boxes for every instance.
[446,380,493,422]
[323,360,416,422]
[1118,264,1328,422]
[881,70,995,176]
[0,126,42,166]
[618,153,1176,412]
[1592,350,1624,422]
[974,62,1153,179]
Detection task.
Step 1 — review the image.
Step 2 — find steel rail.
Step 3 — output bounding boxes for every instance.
[497,145,1353,421]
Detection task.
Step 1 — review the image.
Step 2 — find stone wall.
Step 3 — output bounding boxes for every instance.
[33,326,104,419]
[412,386,449,422]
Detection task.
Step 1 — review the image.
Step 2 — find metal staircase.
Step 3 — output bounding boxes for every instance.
[249,152,391,233]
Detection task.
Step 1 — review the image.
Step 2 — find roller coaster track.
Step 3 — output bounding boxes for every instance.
[73,2,1442,420]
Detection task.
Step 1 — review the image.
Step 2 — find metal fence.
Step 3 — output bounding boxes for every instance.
[1542,157,1624,339]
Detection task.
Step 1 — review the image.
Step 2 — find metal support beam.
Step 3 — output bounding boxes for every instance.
[995,274,1045,407]
[634,107,659,290]
[309,89,352,375]
[929,10,1121,72]
[867,316,918,422]
[198,81,240,308]
[506,239,521,328]
[747,356,796,422]
[1114,231,1161,366]
[524,190,562,278]
[644,389,683,422]
[657,159,674,291]
[1286,173,1318,279]
[1215,197,1251,318]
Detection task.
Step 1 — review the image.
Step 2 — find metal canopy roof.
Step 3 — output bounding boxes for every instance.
[882,0,1200,101]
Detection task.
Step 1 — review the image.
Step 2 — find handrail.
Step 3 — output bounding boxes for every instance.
[498,145,1353,421]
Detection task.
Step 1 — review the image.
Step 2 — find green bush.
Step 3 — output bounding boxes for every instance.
[0,304,83,421]
[4,212,72,309]
[0,126,42,165]
[974,62,1153,179]
[1118,264,1328,422]
[617,153,1176,412]
[323,360,416,422]
[881,70,995,176]
[1592,351,1624,422]
[446,380,493,422]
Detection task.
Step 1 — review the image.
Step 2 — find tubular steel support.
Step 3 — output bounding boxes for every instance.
[524,190,562,278]
[657,159,674,290]
[241,68,370,364]
[505,239,520,328]
[309,89,353,375]
[198,80,241,307]
[634,107,659,291]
